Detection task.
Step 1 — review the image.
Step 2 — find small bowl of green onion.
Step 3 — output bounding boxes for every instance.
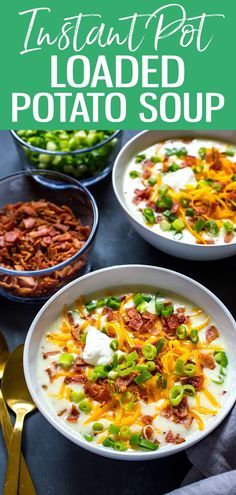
[11,130,122,186]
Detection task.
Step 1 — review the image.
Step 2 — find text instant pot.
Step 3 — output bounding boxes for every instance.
[12,4,225,125]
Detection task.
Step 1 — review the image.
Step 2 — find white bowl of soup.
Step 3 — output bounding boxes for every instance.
[24,265,236,460]
[112,131,236,260]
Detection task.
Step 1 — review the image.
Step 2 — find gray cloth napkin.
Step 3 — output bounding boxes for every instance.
[166,404,236,495]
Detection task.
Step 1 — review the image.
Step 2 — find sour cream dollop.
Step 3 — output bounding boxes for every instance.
[162,167,197,192]
[82,327,113,366]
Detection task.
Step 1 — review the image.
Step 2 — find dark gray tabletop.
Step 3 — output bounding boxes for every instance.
[0,130,235,495]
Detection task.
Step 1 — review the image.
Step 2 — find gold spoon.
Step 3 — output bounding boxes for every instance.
[0,334,36,495]
[2,344,36,495]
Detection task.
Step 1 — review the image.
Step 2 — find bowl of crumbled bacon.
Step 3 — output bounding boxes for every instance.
[0,170,98,301]
[24,265,236,460]
[113,131,236,260]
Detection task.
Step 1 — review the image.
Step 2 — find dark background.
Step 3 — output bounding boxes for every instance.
[0,130,235,495]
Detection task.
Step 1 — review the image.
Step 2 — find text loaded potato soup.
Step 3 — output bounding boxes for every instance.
[124,140,236,245]
[38,289,229,453]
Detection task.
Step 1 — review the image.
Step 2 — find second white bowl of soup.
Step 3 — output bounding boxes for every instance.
[112,131,236,260]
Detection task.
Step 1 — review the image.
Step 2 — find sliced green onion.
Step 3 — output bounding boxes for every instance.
[150,155,161,163]
[106,297,121,310]
[110,339,119,351]
[120,391,136,410]
[160,220,171,232]
[58,353,74,368]
[133,293,143,307]
[79,399,91,413]
[102,437,115,448]
[148,178,157,186]
[129,170,140,178]
[194,218,205,233]
[161,304,174,318]
[179,196,190,208]
[169,384,184,406]
[126,350,138,362]
[206,221,219,236]
[212,376,224,385]
[156,195,173,210]
[108,424,120,435]
[143,208,156,224]
[155,294,165,315]
[135,154,146,163]
[189,329,199,344]
[224,147,236,157]
[134,370,152,385]
[172,219,185,232]
[108,370,118,380]
[169,163,180,172]
[176,324,187,340]
[129,433,141,446]
[113,442,128,451]
[84,434,93,442]
[136,301,148,313]
[163,209,177,222]
[138,438,159,451]
[199,147,206,159]
[85,301,97,312]
[165,147,187,157]
[183,363,196,377]
[183,384,196,397]
[214,351,228,368]
[81,332,87,344]
[146,361,156,372]
[186,208,194,217]
[92,422,104,432]
[118,363,136,377]
[156,338,165,354]
[223,221,234,234]
[120,426,131,440]
[142,344,157,361]
[70,390,84,403]
[161,376,167,389]
[174,358,184,375]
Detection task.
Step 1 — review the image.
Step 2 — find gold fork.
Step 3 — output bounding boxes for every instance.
[0,334,36,495]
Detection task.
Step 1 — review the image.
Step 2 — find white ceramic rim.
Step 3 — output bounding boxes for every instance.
[24,264,236,460]
[112,130,236,251]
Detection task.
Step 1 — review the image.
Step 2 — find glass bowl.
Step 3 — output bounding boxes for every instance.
[10,130,123,187]
[0,170,98,302]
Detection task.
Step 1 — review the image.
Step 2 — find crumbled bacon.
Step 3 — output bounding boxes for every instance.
[43,351,60,360]
[64,374,87,385]
[205,149,223,170]
[0,200,90,298]
[206,325,219,344]
[116,373,135,392]
[224,232,234,244]
[57,409,67,417]
[165,431,185,444]
[142,415,154,425]
[162,397,193,428]
[84,380,111,404]
[161,311,186,336]
[199,352,215,370]
[154,357,163,373]
[124,308,143,332]
[133,187,151,204]
[181,375,204,391]
[182,155,197,168]
[66,405,79,423]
